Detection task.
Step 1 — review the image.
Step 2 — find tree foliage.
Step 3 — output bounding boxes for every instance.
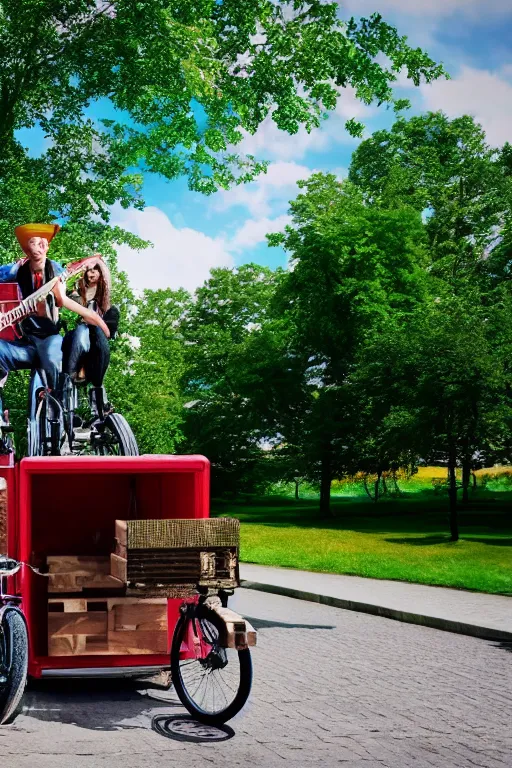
[0,0,445,221]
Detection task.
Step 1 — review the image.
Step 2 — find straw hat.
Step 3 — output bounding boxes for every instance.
[15,223,60,251]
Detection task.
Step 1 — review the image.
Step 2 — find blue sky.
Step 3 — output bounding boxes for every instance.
[18,1,512,293]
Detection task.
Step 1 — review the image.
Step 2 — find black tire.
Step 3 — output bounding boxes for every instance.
[93,413,139,456]
[0,609,28,725]
[170,606,252,725]
[49,418,61,456]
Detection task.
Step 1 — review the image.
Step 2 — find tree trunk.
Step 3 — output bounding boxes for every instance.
[462,455,471,504]
[471,471,477,491]
[319,447,332,518]
[447,440,459,541]
[374,470,382,503]
[294,480,300,501]
[362,475,373,500]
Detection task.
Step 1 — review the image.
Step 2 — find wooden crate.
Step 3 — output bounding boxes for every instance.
[47,555,125,594]
[113,518,240,596]
[48,597,168,656]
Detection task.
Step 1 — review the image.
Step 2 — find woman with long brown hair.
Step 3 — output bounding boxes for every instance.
[62,259,119,417]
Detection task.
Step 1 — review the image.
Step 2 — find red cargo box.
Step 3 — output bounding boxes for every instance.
[15,455,210,678]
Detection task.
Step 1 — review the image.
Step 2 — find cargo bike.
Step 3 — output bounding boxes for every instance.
[0,454,256,726]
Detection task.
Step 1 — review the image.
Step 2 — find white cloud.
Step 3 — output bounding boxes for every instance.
[342,1,510,18]
[111,206,234,292]
[214,161,313,216]
[229,214,292,253]
[340,1,512,50]
[237,113,329,161]
[332,167,348,181]
[420,66,512,147]
[237,86,372,161]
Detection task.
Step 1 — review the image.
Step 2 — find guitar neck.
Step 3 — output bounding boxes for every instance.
[0,300,33,333]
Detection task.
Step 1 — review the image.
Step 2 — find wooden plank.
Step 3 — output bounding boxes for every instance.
[48,635,87,656]
[208,604,257,649]
[84,637,109,655]
[49,597,166,610]
[115,520,127,558]
[47,555,125,593]
[110,553,127,584]
[113,603,167,632]
[48,574,83,593]
[48,598,88,613]
[47,556,110,574]
[48,612,107,637]
[75,574,125,590]
[106,630,168,655]
[243,619,257,647]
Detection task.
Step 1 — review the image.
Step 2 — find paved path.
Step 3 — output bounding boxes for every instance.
[1,589,511,767]
[240,564,512,640]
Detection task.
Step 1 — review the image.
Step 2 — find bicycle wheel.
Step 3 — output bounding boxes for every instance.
[171,606,252,725]
[36,397,61,456]
[0,609,28,725]
[92,413,139,456]
[27,418,41,457]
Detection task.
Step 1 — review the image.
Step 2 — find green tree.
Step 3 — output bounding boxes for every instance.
[349,111,512,513]
[0,1,444,221]
[181,263,283,495]
[268,173,427,515]
[355,287,512,540]
[107,287,188,454]
[349,112,510,281]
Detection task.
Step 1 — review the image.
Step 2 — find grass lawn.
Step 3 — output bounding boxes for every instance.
[212,491,512,595]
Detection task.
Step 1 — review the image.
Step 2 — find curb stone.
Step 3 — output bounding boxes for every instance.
[240,579,512,642]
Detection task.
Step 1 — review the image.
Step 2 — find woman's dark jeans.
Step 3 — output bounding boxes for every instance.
[62,323,110,387]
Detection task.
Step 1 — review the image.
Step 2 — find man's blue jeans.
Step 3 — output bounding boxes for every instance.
[0,334,63,390]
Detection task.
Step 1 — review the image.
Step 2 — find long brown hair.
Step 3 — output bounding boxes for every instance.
[77,261,111,315]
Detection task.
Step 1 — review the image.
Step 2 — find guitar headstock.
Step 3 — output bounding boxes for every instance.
[62,254,104,281]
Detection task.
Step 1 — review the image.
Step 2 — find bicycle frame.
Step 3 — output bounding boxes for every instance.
[27,369,62,457]
[179,602,214,662]
[177,588,247,661]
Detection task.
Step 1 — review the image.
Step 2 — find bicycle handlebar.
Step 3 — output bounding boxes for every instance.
[0,556,47,577]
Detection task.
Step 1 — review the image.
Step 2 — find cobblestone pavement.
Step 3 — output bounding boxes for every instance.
[0,589,510,768]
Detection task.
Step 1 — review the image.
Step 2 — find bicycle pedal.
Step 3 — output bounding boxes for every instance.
[73,428,92,442]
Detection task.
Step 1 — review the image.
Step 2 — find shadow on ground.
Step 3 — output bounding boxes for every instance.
[384,535,454,546]
[245,616,335,630]
[492,641,512,654]
[152,714,235,743]
[384,535,512,546]
[23,678,181,731]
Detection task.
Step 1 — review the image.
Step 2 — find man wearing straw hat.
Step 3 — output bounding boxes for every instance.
[0,223,109,414]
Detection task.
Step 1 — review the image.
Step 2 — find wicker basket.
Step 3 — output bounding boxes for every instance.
[123,517,239,550]
[114,518,240,596]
